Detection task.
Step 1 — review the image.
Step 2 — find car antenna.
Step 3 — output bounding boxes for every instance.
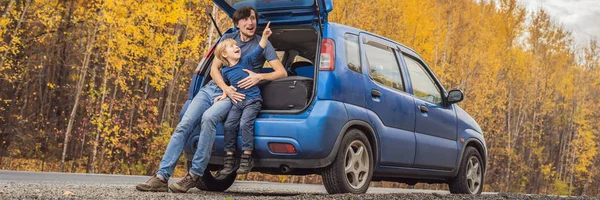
[208,12,223,37]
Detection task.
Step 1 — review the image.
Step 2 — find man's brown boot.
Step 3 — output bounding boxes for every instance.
[168,172,200,193]
[136,175,168,192]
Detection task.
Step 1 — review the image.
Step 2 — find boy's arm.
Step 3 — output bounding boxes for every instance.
[210,58,245,103]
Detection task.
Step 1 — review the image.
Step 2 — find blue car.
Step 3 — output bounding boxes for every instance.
[182,0,487,194]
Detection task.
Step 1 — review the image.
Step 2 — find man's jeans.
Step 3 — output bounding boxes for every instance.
[156,81,232,180]
[224,99,262,152]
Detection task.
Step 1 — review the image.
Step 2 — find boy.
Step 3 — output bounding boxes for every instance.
[213,22,272,175]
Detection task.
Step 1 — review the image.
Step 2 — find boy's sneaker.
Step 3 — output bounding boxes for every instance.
[168,172,200,193]
[136,175,168,192]
[236,154,254,174]
[218,154,237,175]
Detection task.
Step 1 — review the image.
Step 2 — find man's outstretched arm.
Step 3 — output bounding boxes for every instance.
[238,59,287,89]
[264,59,287,81]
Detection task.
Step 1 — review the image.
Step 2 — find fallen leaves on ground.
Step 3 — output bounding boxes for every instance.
[63,191,75,196]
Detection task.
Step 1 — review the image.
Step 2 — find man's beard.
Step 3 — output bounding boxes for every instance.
[241,31,254,39]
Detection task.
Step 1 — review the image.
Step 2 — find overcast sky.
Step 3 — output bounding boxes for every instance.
[518,0,600,46]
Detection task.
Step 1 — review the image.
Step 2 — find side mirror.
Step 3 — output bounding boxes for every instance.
[447,89,464,105]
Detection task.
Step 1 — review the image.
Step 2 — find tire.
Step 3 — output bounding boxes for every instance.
[186,160,237,192]
[448,146,484,194]
[322,128,374,194]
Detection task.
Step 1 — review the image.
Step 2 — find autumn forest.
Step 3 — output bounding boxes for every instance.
[1,0,599,196]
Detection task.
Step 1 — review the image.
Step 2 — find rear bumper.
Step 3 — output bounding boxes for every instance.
[183,100,349,169]
[207,155,334,169]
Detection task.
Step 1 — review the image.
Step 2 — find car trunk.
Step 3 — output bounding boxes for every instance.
[258,26,319,113]
[199,26,320,113]
[195,0,332,113]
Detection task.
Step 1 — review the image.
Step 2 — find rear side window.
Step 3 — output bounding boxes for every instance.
[344,34,361,73]
[364,42,404,91]
[403,55,442,104]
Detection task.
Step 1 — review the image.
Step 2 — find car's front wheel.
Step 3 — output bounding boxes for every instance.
[448,146,484,194]
[322,128,374,194]
[186,160,236,192]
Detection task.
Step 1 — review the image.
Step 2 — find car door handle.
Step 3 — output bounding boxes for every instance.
[371,89,381,98]
[419,104,429,113]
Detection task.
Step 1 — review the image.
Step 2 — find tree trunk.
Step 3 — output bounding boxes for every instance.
[1,0,15,18]
[170,79,183,126]
[206,4,217,48]
[98,148,106,173]
[89,36,111,174]
[0,0,32,68]
[60,23,99,172]
[505,83,512,192]
[53,0,76,138]
[73,128,86,173]
[160,13,189,125]
[569,146,576,196]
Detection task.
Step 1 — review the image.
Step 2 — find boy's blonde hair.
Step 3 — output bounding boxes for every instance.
[214,38,238,67]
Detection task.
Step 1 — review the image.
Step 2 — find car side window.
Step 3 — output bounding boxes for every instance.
[364,41,404,91]
[344,34,361,73]
[403,55,442,104]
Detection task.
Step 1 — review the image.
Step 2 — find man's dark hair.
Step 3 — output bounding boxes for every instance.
[233,6,258,27]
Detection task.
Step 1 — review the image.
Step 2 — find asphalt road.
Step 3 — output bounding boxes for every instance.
[0,170,595,199]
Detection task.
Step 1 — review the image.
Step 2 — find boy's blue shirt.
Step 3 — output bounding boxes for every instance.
[220,32,278,72]
[221,46,265,100]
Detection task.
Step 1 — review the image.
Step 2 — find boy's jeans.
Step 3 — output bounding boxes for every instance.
[155,81,232,180]
[224,99,262,152]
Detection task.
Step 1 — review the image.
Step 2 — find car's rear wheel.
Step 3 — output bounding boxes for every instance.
[448,146,484,194]
[186,160,237,192]
[322,128,373,194]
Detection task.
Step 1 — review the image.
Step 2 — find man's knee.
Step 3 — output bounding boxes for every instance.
[202,112,222,125]
[168,129,187,143]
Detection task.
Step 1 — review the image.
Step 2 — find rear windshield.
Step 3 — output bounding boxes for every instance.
[225,0,315,10]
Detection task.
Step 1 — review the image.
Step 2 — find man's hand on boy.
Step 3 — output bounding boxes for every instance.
[224,86,244,103]
[214,93,228,103]
[238,69,263,89]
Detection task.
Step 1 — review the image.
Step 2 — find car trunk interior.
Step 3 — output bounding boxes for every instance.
[203,26,319,113]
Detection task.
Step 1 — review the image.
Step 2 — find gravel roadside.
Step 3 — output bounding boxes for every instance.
[1,183,598,200]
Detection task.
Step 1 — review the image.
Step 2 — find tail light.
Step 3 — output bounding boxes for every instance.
[204,45,216,58]
[269,143,297,154]
[319,38,335,71]
[195,45,217,73]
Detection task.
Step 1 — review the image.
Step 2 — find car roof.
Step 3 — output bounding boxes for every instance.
[328,22,423,60]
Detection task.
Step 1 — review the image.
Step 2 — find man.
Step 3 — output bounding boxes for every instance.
[136,6,286,193]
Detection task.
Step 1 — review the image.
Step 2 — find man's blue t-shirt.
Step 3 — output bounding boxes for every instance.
[220,32,278,72]
[221,46,265,100]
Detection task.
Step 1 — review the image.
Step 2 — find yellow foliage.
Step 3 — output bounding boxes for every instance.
[1,0,600,196]
[552,179,570,196]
